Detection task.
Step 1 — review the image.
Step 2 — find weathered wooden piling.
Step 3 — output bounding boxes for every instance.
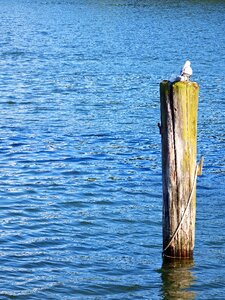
[160,80,201,258]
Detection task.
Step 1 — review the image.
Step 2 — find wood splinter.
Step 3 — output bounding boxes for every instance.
[197,156,204,176]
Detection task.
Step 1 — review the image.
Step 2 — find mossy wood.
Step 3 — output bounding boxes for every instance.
[160,80,199,258]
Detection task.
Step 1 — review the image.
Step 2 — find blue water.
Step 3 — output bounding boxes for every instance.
[0,0,225,299]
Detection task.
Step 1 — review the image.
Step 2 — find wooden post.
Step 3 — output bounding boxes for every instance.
[160,80,200,258]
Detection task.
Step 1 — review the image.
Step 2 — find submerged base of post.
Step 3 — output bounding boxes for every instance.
[161,255,195,299]
[160,80,199,258]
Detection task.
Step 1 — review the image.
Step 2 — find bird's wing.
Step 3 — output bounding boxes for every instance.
[180,61,188,75]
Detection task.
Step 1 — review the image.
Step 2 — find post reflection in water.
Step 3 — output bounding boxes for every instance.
[160,257,196,300]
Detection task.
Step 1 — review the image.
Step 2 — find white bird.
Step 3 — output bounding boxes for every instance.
[180,60,192,81]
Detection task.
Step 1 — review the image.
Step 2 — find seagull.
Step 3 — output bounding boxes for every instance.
[180,60,192,81]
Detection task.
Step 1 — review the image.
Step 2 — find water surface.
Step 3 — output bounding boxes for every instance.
[0,0,225,299]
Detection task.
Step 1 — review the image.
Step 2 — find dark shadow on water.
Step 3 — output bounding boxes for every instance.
[160,256,196,300]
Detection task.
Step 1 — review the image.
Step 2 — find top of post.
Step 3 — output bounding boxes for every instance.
[160,80,199,90]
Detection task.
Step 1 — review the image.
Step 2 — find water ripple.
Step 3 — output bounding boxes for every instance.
[0,0,225,299]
